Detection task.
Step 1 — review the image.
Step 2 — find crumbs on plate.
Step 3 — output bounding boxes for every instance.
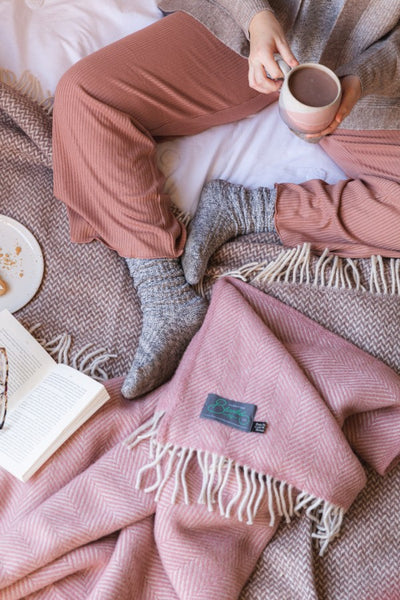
[0,245,24,284]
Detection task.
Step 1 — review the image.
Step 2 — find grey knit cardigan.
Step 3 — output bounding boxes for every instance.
[158,0,400,130]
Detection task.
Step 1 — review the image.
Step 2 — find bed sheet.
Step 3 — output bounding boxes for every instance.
[0,0,346,216]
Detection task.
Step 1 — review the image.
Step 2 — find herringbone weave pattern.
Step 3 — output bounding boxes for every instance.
[1,277,399,599]
[207,242,400,600]
[0,83,140,378]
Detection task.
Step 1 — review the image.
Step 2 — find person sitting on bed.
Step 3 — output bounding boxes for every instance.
[52,0,400,400]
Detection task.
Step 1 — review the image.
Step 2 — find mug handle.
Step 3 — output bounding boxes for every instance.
[273,53,292,78]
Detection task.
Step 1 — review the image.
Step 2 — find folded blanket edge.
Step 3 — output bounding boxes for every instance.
[124,411,345,556]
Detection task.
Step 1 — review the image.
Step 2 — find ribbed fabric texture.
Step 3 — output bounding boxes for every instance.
[159,0,400,129]
[275,129,400,258]
[52,12,272,258]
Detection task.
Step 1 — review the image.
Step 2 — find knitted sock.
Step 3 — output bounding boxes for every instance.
[122,258,208,399]
[182,179,276,285]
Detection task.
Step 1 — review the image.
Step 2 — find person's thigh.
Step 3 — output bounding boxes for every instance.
[320,129,400,182]
[276,129,400,258]
[52,11,276,258]
[61,11,274,138]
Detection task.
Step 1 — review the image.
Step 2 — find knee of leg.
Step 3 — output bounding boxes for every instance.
[53,56,98,117]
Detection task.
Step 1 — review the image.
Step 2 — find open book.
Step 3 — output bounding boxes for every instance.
[0,309,110,481]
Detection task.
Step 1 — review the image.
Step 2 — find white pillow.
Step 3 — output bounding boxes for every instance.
[0,0,161,100]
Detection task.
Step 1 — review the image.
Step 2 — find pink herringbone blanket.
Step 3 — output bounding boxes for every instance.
[0,277,399,599]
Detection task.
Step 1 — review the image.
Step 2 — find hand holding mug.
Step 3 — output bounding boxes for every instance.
[275,57,343,142]
[248,10,298,94]
[305,75,362,139]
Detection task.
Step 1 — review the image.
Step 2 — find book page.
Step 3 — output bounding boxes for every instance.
[0,309,55,406]
[0,364,108,480]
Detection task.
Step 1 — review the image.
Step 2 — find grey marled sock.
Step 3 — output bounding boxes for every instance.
[182,179,276,285]
[121,257,208,399]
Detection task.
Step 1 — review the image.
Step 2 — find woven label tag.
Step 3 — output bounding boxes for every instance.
[200,393,257,432]
[251,421,267,434]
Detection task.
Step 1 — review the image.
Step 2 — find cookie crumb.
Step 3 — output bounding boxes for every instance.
[0,278,7,296]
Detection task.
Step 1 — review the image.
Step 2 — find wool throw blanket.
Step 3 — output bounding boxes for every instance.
[0,82,141,380]
[1,82,400,599]
[0,277,399,599]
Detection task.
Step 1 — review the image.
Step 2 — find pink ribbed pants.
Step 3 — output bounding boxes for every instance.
[52,11,400,260]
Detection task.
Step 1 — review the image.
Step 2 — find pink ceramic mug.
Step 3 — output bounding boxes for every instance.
[276,57,342,140]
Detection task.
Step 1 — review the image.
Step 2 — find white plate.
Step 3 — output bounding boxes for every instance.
[0,215,44,313]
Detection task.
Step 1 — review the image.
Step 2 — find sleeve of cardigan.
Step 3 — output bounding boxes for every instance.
[335,22,400,99]
[215,0,274,39]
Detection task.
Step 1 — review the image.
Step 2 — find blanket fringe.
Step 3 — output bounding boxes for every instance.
[222,242,400,295]
[28,325,117,381]
[170,203,192,227]
[0,68,54,113]
[125,412,344,555]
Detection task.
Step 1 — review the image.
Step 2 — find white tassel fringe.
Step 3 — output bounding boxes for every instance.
[125,412,344,555]
[28,325,117,380]
[0,68,54,112]
[222,242,400,295]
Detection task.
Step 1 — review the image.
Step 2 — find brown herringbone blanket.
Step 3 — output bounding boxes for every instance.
[0,83,399,599]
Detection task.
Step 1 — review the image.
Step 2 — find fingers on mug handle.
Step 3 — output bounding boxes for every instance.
[251,64,282,93]
[264,54,285,80]
[272,51,298,79]
[276,40,299,70]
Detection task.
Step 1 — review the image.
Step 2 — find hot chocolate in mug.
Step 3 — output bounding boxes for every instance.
[275,56,342,141]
